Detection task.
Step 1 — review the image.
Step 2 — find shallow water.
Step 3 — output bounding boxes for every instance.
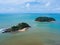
[0,13,60,45]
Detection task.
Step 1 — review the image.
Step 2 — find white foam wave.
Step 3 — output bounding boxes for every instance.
[0,28,6,33]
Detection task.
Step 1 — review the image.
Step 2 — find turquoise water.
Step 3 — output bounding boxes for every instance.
[0,13,60,45]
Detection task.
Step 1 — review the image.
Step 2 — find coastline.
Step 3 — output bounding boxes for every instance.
[18,28,29,32]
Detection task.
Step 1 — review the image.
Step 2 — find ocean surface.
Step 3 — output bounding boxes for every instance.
[0,13,60,45]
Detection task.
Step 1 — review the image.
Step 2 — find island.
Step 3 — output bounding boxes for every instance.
[3,22,31,33]
[35,17,56,22]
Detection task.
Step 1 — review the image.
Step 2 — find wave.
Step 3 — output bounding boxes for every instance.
[0,28,6,33]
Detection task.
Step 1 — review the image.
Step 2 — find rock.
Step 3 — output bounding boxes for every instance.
[35,17,55,22]
[3,22,30,33]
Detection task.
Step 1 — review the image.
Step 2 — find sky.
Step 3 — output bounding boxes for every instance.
[0,0,60,13]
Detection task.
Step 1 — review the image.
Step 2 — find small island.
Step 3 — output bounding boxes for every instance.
[35,17,56,22]
[3,22,30,33]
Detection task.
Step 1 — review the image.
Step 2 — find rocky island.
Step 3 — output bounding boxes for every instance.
[35,17,56,22]
[3,22,30,33]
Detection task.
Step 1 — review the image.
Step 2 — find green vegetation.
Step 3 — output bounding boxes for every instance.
[3,22,30,33]
[35,17,55,22]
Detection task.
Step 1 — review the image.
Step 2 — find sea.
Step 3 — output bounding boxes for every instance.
[0,13,60,45]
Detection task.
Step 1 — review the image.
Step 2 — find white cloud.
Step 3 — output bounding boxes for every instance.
[26,3,30,8]
[0,0,29,5]
[53,8,60,11]
[0,0,60,13]
[0,7,18,13]
[45,2,50,7]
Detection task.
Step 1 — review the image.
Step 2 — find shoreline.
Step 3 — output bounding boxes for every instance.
[18,28,29,32]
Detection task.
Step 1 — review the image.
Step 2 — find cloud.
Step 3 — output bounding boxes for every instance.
[45,2,50,7]
[0,8,16,13]
[0,0,25,4]
[53,8,60,11]
[0,0,60,13]
[25,3,30,8]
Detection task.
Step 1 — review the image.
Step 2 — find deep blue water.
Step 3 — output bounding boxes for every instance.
[0,13,60,45]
